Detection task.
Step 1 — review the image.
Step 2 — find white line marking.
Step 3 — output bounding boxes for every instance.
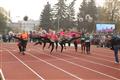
[26,52,83,80]
[34,45,115,63]
[1,59,62,64]
[63,53,120,71]
[66,49,115,63]
[32,49,119,80]
[93,47,120,57]
[6,49,45,80]
[33,49,120,71]
[92,50,120,59]
[93,52,120,59]
[82,53,115,63]
[92,52,114,59]
[0,69,5,80]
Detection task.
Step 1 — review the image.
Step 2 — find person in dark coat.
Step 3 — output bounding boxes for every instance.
[110,35,120,64]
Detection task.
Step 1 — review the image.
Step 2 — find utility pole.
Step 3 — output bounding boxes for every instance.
[57,15,60,31]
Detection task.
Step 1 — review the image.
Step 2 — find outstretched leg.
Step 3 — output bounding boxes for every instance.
[74,41,78,52]
[50,42,54,54]
[59,42,64,52]
[48,42,52,48]
[43,42,46,50]
[55,41,58,51]
[81,43,85,53]
[34,42,42,45]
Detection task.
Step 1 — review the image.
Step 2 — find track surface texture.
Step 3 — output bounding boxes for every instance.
[0,43,120,80]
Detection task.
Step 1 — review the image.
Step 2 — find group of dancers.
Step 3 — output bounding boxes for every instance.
[12,28,120,64]
[13,28,91,55]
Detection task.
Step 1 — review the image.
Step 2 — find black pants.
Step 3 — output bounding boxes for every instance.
[43,38,55,53]
[85,42,90,54]
[59,37,80,52]
[19,40,28,52]
[59,39,68,52]
[48,40,58,51]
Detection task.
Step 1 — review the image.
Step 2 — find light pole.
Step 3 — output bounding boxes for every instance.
[78,17,83,29]
[23,16,28,32]
[57,15,60,31]
[86,14,93,32]
[34,23,35,30]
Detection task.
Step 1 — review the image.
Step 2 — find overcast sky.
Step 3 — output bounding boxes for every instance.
[0,0,105,22]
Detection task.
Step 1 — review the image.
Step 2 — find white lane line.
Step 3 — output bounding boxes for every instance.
[33,49,120,71]
[66,50,115,63]
[0,69,5,80]
[92,52,114,59]
[64,52,120,70]
[1,59,62,64]
[26,52,83,80]
[71,47,120,58]
[33,45,115,63]
[0,50,10,52]
[32,45,117,64]
[80,53,115,63]
[92,51,120,59]
[6,49,45,80]
[31,49,119,80]
[63,53,120,71]
[94,47,120,57]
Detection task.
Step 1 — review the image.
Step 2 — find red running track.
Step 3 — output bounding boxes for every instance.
[0,43,120,80]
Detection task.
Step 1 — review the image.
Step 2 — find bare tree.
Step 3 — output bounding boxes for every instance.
[105,0,120,22]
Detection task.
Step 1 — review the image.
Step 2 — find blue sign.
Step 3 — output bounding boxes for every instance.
[96,23,115,32]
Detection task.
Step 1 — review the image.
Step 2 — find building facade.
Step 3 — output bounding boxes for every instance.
[8,20,40,32]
